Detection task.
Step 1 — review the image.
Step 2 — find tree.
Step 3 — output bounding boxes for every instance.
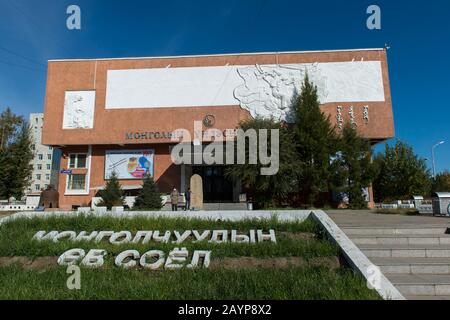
[332,124,375,209]
[225,117,299,209]
[291,74,339,207]
[9,123,34,198]
[0,107,23,151]
[133,174,163,210]
[373,140,431,202]
[432,171,450,193]
[0,117,33,199]
[97,171,125,209]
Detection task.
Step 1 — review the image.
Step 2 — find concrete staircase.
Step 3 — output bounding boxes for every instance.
[343,225,450,300]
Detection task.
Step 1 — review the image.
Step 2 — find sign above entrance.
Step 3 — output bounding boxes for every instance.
[105,149,155,180]
[125,129,237,141]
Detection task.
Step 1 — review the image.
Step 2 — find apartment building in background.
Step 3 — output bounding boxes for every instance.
[27,113,60,195]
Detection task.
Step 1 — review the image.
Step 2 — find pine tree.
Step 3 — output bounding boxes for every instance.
[133,173,163,210]
[225,117,299,208]
[0,148,13,198]
[9,123,34,198]
[0,119,33,199]
[373,140,431,202]
[333,124,374,209]
[0,107,23,151]
[292,74,339,207]
[98,171,125,209]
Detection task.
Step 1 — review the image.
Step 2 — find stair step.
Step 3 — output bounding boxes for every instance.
[342,226,448,236]
[386,274,450,296]
[405,295,450,300]
[360,245,450,258]
[352,235,450,246]
[370,257,450,274]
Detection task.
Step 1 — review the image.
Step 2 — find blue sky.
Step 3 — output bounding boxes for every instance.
[0,0,449,173]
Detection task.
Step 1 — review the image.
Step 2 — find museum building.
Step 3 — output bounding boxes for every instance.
[41,48,395,210]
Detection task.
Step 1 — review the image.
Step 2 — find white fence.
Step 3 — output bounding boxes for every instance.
[375,200,433,214]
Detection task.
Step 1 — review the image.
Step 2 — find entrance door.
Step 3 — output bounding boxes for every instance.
[192,166,233,202]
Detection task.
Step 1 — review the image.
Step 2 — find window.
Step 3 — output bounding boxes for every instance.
[67,174,86,191]
[37,164,42,170]
[31,144,35,151]
[36,174,41,180]
[69,155,76,168]
[38,154,43,160]
[69,154,87,169]
[46,174,50,180]
[47,164,51,170]
[35,184,40,191]
[77,154,87,168]
[47,154,52,160]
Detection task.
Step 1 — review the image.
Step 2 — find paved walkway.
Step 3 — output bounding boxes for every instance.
[327,210,450,300]
[327,210,450,227]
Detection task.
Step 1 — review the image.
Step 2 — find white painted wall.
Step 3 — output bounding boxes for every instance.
[105,61,385,120]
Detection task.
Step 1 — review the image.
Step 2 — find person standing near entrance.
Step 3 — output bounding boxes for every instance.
[171,186,179,211]
[185,187,191,211]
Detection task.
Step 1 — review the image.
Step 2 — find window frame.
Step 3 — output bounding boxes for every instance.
[68,153,87,169]
[66,174,86,191]
[65,150,90,195]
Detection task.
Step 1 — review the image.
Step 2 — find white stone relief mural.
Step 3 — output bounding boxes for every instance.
[63,91,95,129]
[234,62,383,121]
[233,63,328,120]
[105,61,385,121]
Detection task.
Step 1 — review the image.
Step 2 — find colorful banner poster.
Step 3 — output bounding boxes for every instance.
[105,149,155,179]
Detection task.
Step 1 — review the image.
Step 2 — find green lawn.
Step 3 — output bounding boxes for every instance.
[0,214,380,300]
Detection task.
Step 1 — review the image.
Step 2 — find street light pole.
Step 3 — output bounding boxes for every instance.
[432,141,445,178]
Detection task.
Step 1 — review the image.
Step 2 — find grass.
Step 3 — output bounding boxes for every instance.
[0,215,337,259]
[0,214,380,300]
[0,264,380,300]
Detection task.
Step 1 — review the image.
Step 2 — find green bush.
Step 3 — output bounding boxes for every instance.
[97,171,125,209]
[133,174,163,210]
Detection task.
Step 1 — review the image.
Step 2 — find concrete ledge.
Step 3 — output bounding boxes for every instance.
[311,210,405,300]
[0,210,312,226]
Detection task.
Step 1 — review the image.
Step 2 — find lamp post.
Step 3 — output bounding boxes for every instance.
[432,141,445,177]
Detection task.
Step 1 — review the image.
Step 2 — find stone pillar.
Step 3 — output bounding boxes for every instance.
[368,184,375,209]
[180,164,186,193]
[190,174,203,210]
